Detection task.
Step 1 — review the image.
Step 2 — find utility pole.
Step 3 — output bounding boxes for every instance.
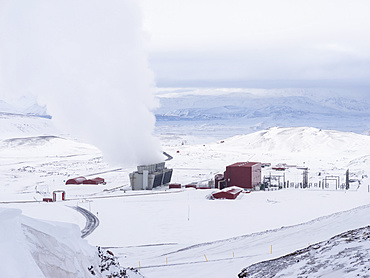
[303,170,308,188]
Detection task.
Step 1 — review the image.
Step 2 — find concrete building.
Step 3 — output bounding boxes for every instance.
[130,162,173,190]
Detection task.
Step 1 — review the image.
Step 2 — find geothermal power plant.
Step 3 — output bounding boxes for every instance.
[130,162,173,190]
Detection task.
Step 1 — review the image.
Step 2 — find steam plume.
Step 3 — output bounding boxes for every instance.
[0,0,163,165]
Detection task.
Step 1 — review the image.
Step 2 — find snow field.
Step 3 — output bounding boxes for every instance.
[1,113,370,277]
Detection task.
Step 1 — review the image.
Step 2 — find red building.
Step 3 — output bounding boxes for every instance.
[212,187,243,200]
[65,176,86,185]
[82,177,105,185]
[223,162,261,189]
[53,190,66,201]
[169,183,181,189]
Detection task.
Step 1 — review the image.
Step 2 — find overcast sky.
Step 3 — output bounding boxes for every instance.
[141,0,370,88]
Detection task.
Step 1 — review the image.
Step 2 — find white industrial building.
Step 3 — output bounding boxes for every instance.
[129,162,173,190]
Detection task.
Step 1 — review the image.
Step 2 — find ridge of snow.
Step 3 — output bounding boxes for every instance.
[0,207,99,278]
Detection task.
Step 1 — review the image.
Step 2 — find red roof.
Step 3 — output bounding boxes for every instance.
[169,183,181,189]
[66,176,86,185]
[82,177,105,185]
[212,186,243,200]
[228,162,260,168]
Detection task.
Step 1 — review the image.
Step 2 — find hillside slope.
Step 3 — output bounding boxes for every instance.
[239,225,370,278]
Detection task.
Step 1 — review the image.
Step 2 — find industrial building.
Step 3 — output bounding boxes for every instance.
[212,186,243,200]
[215,162,262,190]
[130,162,173,190]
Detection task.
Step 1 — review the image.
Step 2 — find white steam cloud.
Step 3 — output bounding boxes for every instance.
[0,0,163,166]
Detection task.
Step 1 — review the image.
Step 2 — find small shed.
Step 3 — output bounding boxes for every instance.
[169,183,181,189]
[66,176,86,185]
[212,186,243,200]
[83,177,105,185]
[53,190,66,202]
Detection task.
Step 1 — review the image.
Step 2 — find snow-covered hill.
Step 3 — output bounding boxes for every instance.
[163,126,370,189]
[238,225,370,278]
[0,112,57,140]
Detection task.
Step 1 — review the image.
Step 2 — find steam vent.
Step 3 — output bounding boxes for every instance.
[130,162,173,190]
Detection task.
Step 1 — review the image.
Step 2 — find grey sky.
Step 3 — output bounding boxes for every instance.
[141,0,370,87]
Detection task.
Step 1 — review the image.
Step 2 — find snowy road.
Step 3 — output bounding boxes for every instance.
[72,205,100,238]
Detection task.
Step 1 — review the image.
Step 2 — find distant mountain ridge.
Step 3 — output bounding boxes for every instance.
[0,112,58,140]
[0,96,49,118]
[2,88,369,135]
[154,88,370,135]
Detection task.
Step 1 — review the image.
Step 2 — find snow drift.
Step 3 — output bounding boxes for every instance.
[0,207,99,278]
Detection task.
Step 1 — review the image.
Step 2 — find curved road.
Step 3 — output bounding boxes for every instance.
[72,206,100,238]
[163,151,173,161]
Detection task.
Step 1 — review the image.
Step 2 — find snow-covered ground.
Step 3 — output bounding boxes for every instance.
[238,225,370,277]
[0,206,99,277]
[1,89,370,277]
